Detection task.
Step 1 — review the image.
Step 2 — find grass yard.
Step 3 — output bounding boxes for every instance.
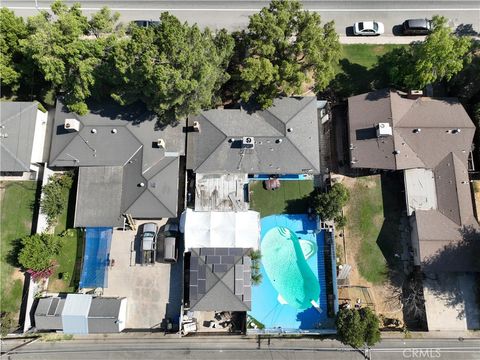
[333,44,407,98]
[249,180,314,218]
[48,177,83,293]
[0,181,38,314]
[346,176,388,284]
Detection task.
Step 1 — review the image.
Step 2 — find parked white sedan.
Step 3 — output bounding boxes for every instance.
[353,21,384,36]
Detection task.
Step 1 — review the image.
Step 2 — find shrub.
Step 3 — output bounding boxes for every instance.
[18,233,62,272]
[336,307,381,348]
[311,183,350,221]
[41,172,73,228]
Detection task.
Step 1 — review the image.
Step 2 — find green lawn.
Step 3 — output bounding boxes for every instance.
[49,178,83,293]
[333,44,407,98]
[0,181,37,314]
[249,180,314,218]
[346,176,388,284]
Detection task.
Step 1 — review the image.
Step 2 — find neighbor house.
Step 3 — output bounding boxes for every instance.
[0,101,49,179]
[35,294,127,334]
[49,101,185,227]
[348,89,480,331]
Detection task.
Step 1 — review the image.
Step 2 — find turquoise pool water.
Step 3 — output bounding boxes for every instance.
[249,215,328,330]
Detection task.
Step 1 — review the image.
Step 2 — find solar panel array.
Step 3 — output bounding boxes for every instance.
[189,247,252,309]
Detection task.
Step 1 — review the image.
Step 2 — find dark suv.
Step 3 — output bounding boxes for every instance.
[402,19,432,35]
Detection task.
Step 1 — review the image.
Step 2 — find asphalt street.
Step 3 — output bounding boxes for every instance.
[4,0,480,39]
[2,336,480,360]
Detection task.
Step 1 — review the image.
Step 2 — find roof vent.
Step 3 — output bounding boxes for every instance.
[111,128,117,134]
[376,123,392,137]
[242,136,255,149]
[64,118,80,132]
[157,138,166,149]
[413,128,421,133]
[452,128,461,134]
[138,182,145,187]
[91,128,97,134]
[287,128,293,132]
[275,139,283,144]
[393,150,400,155]
[192,121,201,132]
[407,90,423,99]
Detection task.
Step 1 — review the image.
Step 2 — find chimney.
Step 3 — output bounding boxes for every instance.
[64,118,80,132]
[407,90,423,99]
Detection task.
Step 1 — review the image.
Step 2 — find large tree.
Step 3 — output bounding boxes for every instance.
[311,183,349,221]
[239,0,340,108]
[20,1,119,114]
[109,13,233,123]
[18,233,62,272]
[336,307,381,348]
[378,15,472,89]
[0,8,28,94]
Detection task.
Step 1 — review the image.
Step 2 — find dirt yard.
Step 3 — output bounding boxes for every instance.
[336,173,405,326]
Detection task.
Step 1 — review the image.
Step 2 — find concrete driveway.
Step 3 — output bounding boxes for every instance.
[103,220,183,329]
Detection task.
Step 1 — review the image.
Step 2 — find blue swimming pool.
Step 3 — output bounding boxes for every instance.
[249,215,328,331]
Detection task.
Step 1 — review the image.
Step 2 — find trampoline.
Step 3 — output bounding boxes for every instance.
[79,227,112,289]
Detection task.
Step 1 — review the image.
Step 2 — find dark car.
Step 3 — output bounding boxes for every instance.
[402,19,432,35]
[132,20,160,28]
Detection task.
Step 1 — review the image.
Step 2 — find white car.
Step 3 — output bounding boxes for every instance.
[353,21,384,36]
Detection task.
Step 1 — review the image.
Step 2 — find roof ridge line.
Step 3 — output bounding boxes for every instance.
[284,97,316,125]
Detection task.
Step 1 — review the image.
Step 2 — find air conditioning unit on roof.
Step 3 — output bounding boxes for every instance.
[376,123,392,137]
[242,136,255,149]
[64,118,80,132]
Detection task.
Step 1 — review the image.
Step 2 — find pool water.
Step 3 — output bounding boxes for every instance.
[249,215,328,331]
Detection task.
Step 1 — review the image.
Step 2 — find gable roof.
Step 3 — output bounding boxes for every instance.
[187,97,320,174]
[189,248,252,311]
[50,101,185,225]
[0,102,39,172]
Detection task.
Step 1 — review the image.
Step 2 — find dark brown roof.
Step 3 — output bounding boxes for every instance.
[348,89,478,272]
[348,89,475,170]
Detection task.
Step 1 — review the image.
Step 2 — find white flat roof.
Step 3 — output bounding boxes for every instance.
[404,168,437,216]
[181,208,260,250]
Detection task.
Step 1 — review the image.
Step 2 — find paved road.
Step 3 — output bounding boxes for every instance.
[4,0,480,39]
[2,336,480,360]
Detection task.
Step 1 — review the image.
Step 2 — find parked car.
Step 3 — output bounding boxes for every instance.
[163,223,178,263]
[132,20,160,28]
[141,222,158,265]
[402,18,432,35]
[353,21,384,36]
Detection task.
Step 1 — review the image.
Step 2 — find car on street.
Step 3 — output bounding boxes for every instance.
[353,21,384,36]
[132,20,160,28]
[402,18,432,35]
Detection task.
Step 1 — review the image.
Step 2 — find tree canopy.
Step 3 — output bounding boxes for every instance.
[311,183,349,221]
[238,0,340,108]
[336,307,381,348]
[379,16,472,89]
[0,8,28,93]
[109,13,233,123]
[18,233,62,272]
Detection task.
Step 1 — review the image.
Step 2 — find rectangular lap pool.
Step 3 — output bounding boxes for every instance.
[249,214,329,332]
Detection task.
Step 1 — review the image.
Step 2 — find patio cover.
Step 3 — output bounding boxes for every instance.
[181,209,260,250]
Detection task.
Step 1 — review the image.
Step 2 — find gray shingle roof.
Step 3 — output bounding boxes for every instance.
[187,97,320,174]
[189,248,251,311]
[50,101,185,225]
[0,102,39,172]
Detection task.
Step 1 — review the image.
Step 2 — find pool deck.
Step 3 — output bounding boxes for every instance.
[249,214,329,331]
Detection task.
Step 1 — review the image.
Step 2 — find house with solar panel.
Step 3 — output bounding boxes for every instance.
[179,97,325,335]
[0,101,49,179]
[348,89,479,331]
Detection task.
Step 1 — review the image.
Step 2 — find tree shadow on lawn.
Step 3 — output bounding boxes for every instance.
[331,60,374,99]
[284,194,312,215]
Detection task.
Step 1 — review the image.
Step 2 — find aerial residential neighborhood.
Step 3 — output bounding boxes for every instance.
[1,0,479,359]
